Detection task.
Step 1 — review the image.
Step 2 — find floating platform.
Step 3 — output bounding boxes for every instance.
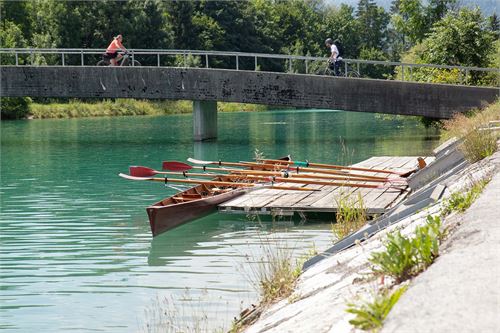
[218,156,434,217]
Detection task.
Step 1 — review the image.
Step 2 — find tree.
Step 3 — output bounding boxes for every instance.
[356,0,390,51]
[322,4,361,58]
[390,0,427,47]
[395,8,496,85]
[422,8,494,68]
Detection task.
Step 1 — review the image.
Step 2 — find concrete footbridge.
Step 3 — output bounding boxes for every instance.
[1,48,498,140]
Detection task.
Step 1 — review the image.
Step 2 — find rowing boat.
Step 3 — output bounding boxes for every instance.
[146,177,246,236]
[143,156,293,236]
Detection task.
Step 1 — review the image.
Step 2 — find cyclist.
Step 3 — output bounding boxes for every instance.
[105,34,128,66]
[325,38,342,76]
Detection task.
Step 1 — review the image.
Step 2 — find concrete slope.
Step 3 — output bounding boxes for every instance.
[382,156,500,333]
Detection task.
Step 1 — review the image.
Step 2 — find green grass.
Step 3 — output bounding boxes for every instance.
[28,99,271,119]
[346,285,407,331]
[443,179,489,215]
[332,192,367,240]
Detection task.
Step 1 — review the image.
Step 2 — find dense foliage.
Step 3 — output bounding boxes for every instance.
[0,0,497,119]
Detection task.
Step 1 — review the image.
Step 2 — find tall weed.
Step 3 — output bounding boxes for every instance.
[443,101,500,162]
[332,191,367,240]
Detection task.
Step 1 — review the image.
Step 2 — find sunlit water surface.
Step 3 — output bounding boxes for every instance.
[0,110,439,332]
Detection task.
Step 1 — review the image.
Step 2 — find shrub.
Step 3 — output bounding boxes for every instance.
[1,97,31,120]
[413,216,442,268]
[370,216,443,283]
[369,231,417,283]
[346,285,407,331]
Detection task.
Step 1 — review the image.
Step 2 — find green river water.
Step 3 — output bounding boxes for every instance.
[0,109,439,332]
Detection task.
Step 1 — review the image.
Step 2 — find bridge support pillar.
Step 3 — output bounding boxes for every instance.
[193,100,217,141]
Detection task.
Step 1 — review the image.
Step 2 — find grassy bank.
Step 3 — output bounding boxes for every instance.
[443,100,500,162]
[28,99,271,119]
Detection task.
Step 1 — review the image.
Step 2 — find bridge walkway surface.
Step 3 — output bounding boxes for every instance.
[218,156,434,217]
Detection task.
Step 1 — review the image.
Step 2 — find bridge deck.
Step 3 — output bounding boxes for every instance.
[218,156,434,216]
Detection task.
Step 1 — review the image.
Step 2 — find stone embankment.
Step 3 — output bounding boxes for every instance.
[242,144,500,333]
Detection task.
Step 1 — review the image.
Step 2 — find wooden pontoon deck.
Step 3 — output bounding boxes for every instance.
[218,156,434,217]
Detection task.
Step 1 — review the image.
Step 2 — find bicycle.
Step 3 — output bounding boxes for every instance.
[96,52,141,67]
[323,59,360,78]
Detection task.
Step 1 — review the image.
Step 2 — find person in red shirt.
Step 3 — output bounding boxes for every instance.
[105,34,128,66]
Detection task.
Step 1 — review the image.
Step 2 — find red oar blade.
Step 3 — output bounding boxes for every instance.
[162,161,193,172]
[129,166,157,177]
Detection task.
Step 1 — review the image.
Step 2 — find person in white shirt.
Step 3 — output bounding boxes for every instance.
[325,38,342,76]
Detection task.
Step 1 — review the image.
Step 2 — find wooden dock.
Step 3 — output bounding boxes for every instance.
[218,156,434,217]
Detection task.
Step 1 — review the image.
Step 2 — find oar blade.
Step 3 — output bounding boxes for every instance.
[162,161,192,172]
[129,166,157,177]
[187,157,213,165]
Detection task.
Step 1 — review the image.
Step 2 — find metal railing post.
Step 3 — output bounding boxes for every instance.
[183,52,187,67]
[357,62,360,76]
[255,56,257,70]
[401,64,405,81]
[62,53,65,66]
[410,65,413,81]
[236,55,239,70]
[465,69,469,85]
[205,54,209,68]
[15,52,19,66]
[305,60,308,74]
[30,50,34,65]
[344,61,347,77]
[289,57,292,72]
[131,50,135,66]
[157,53,160,67]
[81,50,84,66]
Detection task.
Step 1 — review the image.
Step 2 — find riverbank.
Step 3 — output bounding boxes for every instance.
[240,143,499,332]
[27,99,271,119]
[233,101,499,332]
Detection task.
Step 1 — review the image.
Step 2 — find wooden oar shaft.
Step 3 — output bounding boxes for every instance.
[260,158,403,175]
[239,174,382,188]
[188,165,392,183]
[118,173,316,191]
[239,161,390,180]
[187,157,390,179]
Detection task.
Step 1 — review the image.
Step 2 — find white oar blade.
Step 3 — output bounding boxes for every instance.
[187,157,214,165]
[119,173,154,181]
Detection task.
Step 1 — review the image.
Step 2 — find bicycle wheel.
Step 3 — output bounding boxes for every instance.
[131,60,141,67]
[347,70,360,78]
[96,60,107,66]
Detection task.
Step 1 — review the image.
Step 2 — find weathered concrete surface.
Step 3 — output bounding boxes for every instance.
[193,100,217,141]
[382,156,500,333]
[2,66,498,119]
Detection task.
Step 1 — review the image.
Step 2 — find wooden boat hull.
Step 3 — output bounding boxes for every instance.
[146,186,245,236]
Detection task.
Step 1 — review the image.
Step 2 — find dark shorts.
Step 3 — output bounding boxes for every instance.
[104,52,118,59]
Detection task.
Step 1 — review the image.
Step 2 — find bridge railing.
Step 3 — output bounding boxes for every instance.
[1,48,498,87]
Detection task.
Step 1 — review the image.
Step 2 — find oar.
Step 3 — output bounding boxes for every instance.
[162,162,406,184]
[186,158,392,180]
[118,173,318,191]
[130,166,388,189]
[258,158,408,176]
